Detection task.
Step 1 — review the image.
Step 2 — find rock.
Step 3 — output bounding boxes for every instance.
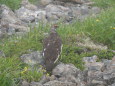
[15,7,47,24]
[82,56,115,86]
[41,0,52,6]
[80,5,90,15]
[8,24,29,32]
[104,76,115,85]
[90,7,101,14]
[52,64,85,86]
[52,63,80,77]
[54,0,84,4]
[45,4,72,23]
[83,55,98,63]
[87,70,103,84]
[0,5,21,24]
[20,51,43,65]
[88,62,104,71]
[39,75,51,84]
[43,80,76,86]
[110,56,115,69]
[21,80,29,86]
[91,80,104,85]
[0,5,29,36]
[30,82,43,86]
[83,55,105,71]
[39,75,57,84]
[21,0,38,10]
[58,75,79,83]
[101,59,112,71]
[77,37,108,50]
[108,83,115,86]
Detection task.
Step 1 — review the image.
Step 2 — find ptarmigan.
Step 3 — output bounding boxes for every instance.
[42,24,62,71]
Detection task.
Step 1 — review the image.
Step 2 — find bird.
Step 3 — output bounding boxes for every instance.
[42,24,62,71]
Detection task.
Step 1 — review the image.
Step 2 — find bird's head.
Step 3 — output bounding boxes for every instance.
[50,24,59,32]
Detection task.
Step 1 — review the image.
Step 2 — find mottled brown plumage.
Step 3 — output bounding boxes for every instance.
[42,25,62,71]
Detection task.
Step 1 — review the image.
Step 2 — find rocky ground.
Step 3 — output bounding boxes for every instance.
[0,0,115,86]
[20,52,115,86]
[0,0,100,39]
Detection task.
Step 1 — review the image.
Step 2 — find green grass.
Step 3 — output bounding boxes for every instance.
[0,0,21,10]
[0,25,46,57]
[0,0,39,10]
[0,57,44,86]
[92,0,115,8]
[0,0,115,85]
[0,57,22,86]
[58,7,115,49]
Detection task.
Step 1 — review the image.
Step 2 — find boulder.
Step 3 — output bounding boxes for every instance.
[20,51,43,65]
[83,55,105,71]
[21,0,38,10]
[52,63,80,77]
[43,80,76,86]
[30,82,43,86]
[0,5,29,36]
[15,7,47,24]
[40,0,53,6]
[83,55,98,64]
[21,80,30,86]
[45,4,72,23]
[90,7,101,15]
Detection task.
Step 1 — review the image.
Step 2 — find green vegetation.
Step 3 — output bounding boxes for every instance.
[92,0,115,8]
[0,57,44,86]
[0,0,21,10]
[0,0,39,10]
[0,57,21,86]
[0,0,115,86]
[0,26,44,57]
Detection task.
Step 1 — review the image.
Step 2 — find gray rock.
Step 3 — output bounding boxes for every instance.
[108,83,115,86]
[45,4,72,23]
[83,55,98,63]
[58,75,78,83]
[21,80,29,86]
[83,55,104,70]
[21,0,38,10]
[101,59,112,71]
[40,0,52,6]
[90,7,101,14]
[103,71,115,80]
[39,75,51,84]
[110,56,115,69]
[80,5,90,15]
[88,62,104,71]
[52,63,80,77]
[53,0,84,4]
[0,5,29,36]
[43,80,76,86]
[20,51,43,65]
[39,75,57,84]
[15,7,47,24]
[30,82,43,86]
[0,5,21,24]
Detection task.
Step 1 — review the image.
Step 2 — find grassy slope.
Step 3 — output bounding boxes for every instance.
[0,0,115,85]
